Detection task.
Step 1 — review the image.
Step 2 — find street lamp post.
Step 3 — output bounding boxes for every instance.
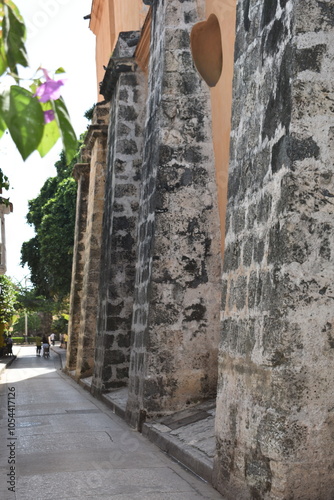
[22,276,31,344]
[25,311,28,343]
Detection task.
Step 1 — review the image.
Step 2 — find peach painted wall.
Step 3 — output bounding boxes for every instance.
[89,0,236,251]
[205,0,236,255]
[90,0,149,99]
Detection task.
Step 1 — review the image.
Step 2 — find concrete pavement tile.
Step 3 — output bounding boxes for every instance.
[14,417,122,435]
[15,467,200,499]
[17,430,114,454]
[15,407,70,418]
[14,416,120,433]
[68,494,218,499]
[17,449,167,475]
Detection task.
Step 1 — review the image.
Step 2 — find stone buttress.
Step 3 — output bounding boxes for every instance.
[91,33,146,394]
[66,163,90,372]
[66,104,109,378]
[125,0,222,428]
[213,1,334,498]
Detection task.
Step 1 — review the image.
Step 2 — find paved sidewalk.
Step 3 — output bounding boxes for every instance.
[50,342,66,367]
[51,344,218,485]
[0,346,224,500]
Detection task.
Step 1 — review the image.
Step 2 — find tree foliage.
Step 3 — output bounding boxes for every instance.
[15,287,53,313]
[12,312,40,336]
[0,274,18,325]
[52,314,68,334]
[14,286,55,337]
[20,151,77,299]
[0,0,77,191]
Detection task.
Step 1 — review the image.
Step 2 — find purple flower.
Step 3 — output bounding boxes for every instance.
[44,110,55,124]
[34,68,65,103]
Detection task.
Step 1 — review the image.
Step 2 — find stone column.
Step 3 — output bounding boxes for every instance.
[126,0,222,429]
[0,198,12,275]
[66,103,109,376]
[213,1,334,498]
[66,163,90,372]
[74,115,108,379]
[91,32,145,394]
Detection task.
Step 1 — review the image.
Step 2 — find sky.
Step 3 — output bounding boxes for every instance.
[1,0,97,286]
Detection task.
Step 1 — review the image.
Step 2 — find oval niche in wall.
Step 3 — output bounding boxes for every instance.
[190,13,223,88]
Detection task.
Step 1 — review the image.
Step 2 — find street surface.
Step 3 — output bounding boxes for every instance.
[0,346,223,500]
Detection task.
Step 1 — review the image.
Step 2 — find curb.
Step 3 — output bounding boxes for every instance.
[142,421,213,483]
[50,345,66,370]
[78,377,92,393]
[0,346,21,376]
[0,354,17,376]
[100,392,126,420]
[76,380,127,420]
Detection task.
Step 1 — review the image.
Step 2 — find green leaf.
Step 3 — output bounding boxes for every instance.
[5,4,28,70]
[0,111,6,139]
[0,53,7,76]
[0,57,7,77]
[1,2,28,77]
[54,97,77,163]
[0,169,10,190]
[2,85,44,160]
[30,81,39,93]
[0,4,9,76]
[4,0,25,24]
[37,102,60,158]
[55,67,66,74]
[0,94,7,139]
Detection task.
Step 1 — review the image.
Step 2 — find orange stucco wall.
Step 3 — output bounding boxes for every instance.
[90,0,149,99]
[90,0,236,255]
[205,0,236,255]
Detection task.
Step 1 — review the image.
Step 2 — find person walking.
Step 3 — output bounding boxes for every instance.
[63,332,68,349]
[42,335,50,358]
[36,336,42,356]
[6,335,13,356]
[50,333,55,346]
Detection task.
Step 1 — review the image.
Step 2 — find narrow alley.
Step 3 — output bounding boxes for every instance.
[0,346,223,500]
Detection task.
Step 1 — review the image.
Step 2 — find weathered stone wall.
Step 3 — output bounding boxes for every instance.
[126,0,222,428]
[66,163,90,372]
[66,105,108,376]
[75,108,108,378]
[92,35,146,393]
[214,0,334,498]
